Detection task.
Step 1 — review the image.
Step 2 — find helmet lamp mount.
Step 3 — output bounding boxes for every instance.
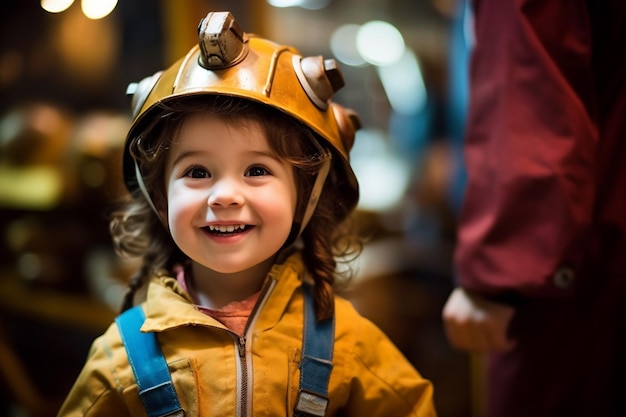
[197,12,248,70]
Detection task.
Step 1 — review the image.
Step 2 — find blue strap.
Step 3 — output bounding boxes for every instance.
[294,283,334,417]
[115,306,184,417]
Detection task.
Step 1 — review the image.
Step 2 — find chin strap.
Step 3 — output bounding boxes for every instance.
[301,155,331,234]
[135,162,159,215]
[286,154,331,246]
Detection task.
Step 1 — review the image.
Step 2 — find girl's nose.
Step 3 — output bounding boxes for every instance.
[207,178,244,207]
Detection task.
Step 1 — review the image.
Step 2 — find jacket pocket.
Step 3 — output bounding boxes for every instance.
[121,358,198,416]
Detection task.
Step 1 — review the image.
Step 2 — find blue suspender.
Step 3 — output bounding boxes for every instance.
[294,283,334,417]
[115,283,334,417]
[115,307,184,417]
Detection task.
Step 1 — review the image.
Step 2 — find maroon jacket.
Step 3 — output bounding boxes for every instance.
[454,0,626,416]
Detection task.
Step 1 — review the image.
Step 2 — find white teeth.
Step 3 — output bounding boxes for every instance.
[208,224,245,232]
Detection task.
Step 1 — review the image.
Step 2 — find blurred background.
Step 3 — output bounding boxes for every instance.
[0,0,478,416]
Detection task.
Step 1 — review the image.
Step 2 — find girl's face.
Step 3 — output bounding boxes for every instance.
[163,113,298,274]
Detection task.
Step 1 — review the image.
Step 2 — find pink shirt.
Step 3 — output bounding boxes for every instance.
[175,266,260,335]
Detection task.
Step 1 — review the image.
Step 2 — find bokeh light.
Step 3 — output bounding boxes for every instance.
[356,20,406,66]
[41,0,74,14]
[330,24,367,67]
[81,0,118,20]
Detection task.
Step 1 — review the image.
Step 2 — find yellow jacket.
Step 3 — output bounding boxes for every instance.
[58,253,436,416]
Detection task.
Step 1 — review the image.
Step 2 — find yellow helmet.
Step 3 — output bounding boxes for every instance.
[123,11,360,223]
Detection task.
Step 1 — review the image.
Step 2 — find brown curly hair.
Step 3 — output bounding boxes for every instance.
[111,95,361,320]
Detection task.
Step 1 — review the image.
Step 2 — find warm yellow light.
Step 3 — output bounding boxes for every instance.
[81,0,118,20]
[41,0,74,13]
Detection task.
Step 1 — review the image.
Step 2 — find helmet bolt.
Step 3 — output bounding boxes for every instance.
[323,59,345,93]
[299,56,345,108]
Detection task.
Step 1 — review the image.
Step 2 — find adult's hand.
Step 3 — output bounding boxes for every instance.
[442,287,516,352]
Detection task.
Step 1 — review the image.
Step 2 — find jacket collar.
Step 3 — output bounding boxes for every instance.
[141,252,305,333]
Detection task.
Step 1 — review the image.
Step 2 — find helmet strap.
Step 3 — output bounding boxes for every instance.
[288,154,332,244]
[135,162,160,215]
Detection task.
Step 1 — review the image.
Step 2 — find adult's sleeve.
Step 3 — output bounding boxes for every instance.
[454,0,597,300]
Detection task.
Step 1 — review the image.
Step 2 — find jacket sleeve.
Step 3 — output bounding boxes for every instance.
[341,312,436,417]
[57,330,131,417]
[454,0,597,300]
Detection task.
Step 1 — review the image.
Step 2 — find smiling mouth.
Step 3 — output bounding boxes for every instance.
[204,224,251,236]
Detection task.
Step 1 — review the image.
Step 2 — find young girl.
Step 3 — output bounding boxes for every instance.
[58,11,436,417]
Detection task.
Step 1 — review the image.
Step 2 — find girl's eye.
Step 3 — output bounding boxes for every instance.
[185,167,210,179]
[246,166,270,177]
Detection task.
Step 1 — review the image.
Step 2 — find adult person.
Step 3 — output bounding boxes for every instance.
[443,1,626,416]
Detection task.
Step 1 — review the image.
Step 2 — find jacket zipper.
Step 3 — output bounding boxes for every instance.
[231,277,278,417]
